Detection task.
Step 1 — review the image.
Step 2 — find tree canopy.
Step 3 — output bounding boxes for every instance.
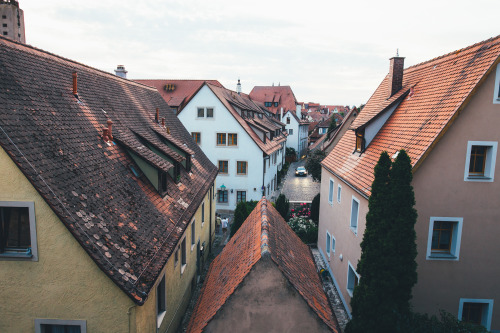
[305,150,326,182]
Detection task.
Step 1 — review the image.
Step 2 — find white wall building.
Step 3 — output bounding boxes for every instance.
[282,107,309,157]
[178,83,287,211]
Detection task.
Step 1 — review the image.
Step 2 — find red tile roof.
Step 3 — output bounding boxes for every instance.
[134,79,223,111]
[322,35,500,197]
[249,85,298,115]
[187,198,339,333]
[0,36,218,304]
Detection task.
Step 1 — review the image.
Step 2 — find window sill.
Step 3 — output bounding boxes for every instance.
[0,251,33,260]
[347,288,354,297]
[350,227,358,236]
[157,311,166,328]
[427,253,458,260]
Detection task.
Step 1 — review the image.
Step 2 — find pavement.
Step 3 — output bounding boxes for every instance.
[271,158,321,203]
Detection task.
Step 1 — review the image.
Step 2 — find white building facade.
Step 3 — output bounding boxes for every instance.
[283,107,308,157]
[178,83,286,211]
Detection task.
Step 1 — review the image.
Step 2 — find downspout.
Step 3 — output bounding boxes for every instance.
[127,305,136,333]
[262,154,266,197]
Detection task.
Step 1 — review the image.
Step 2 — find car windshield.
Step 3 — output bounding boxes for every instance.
[297,167,306,171]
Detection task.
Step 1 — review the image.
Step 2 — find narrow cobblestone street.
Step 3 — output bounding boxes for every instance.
[271,159,321,203]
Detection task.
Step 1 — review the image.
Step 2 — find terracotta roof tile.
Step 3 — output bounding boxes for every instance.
[322,35,500,197]
[0,36,218,304]
[187,198,339,333]
[249,85,298,115]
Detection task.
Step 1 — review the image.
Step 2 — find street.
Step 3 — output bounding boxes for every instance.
[274,159,321,203]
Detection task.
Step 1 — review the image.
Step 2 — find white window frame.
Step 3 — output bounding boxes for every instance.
[458,298,494,330]
[328,178,334,205]
[350,196,360,235]
[35,319,87,333]
[337,184,342,203]
[156,274,167,328]
[426,217,463,261]
[326,231,331,257]
[493,63,500,104]
[347,261,360,297]
[331,234,336,255]
[464,141,498,182]
[0,201,38,261]
[289,129,293,135]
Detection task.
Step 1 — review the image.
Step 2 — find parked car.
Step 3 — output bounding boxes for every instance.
[295,166,308,177]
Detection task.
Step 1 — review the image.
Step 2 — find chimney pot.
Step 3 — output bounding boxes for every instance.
[107,120,113,141]
[161,118,165,127]
[388,56,405,98]
[72,72,78,96]
[102,127,109,142]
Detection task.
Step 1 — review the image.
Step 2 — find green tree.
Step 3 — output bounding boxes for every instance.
[274,193,290,220]
[326,117,337,140]
[305,150,326,182]
[230,200,258,237]
[346,150,418,333]
[310,193,320,223]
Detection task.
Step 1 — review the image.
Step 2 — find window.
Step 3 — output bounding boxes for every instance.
[265,102,272,107]
[157,275,166,318]
[237,191,246,203]
[206,108,214,118]
[35,319,87,333]
[158,171,168,195]
[191,132,201,145]
[350,197,359,234]
[464,141,497,182]
[0,202,38,260]
[347,262,360,297]
[458,299,494,330]
[337,184,342,203]
[286,117,290,124]
[218,190,228,203]
[331,235,336,254]
[2,15,6,19]
[217,133,226,146]
[191,220,195,248]
[201,203,205,225]
[228,133,238,146]
[326,231,331,256]
[355,129,365,152]
[328,179,334,204]
[289,129,293,135]
[426,217,463,260]
[174,248,179,267]
[237,161,247,175]
[197,107,204,117]
[493,63,500,104]
[2,23,6,27]
[2,32,7,36]
[181,238,187,272]
[274,102,278,107]
[218,160,228,174]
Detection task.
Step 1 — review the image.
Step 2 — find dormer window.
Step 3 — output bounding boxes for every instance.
[274,102,278,107]
[158,172,168,196]
[286,117,290,124]
[265,102,272,107]
[355,129,365,153]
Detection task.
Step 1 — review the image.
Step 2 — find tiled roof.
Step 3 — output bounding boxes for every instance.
[187,198,339,333]
[202,84,286,155]
[322,35,500,197]
[134,79,223,111]
[0,36,218,304]
[249,85,298,115]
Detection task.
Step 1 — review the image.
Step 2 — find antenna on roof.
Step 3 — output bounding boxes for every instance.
[396,48,399,57]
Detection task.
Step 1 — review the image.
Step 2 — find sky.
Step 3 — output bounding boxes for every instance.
[19,0,499,107]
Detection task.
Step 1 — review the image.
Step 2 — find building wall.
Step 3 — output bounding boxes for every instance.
[411,67,500,330]
[0,2,25,43]
[204,257,332,333]
[0,146,134,333]
[317,167,368,315]
[179,85,266,210]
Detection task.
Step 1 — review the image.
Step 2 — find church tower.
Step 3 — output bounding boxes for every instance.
[0,0,25,43]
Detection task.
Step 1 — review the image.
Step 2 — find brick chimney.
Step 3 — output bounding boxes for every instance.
[388,56,405,98]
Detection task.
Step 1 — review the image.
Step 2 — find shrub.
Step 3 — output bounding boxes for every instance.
[287,216,318,244]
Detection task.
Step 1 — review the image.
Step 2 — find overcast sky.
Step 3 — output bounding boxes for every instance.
[20,0,499,106]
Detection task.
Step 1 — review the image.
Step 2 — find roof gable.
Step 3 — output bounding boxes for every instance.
[322,35,500,197]
[0,36,217,304]
[249,85,298,115]
[187,198,339,332]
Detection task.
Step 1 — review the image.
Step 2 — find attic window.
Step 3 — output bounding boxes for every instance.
[355,129,365,153]
[158,172,168,196]
[265,102,272,107]
[274,102,278,107]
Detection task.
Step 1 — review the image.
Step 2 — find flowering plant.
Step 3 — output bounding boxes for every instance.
[287,216,318,244]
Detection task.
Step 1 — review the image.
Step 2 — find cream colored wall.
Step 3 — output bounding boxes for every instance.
[412,67,500,330]
[317,167,368,312]
[149,187,216,333]
[0,146,135,333]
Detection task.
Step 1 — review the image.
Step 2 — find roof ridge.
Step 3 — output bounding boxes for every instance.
[260,197,270,255]
[405,34,500,71]
[0,36,157,91]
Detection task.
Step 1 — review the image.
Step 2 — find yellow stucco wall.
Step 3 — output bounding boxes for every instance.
[0,146,216,333]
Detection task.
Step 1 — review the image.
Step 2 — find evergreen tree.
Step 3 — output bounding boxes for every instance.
[274,193,290,220]
[305,150,326,182]
[310,193,320,223]
[230,200,258,237]
[346,150,418,333]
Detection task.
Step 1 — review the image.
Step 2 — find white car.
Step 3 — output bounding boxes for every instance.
[295,166,308,177]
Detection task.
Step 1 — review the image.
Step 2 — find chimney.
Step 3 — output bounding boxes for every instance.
[388,55,405,98]
[102,127,109,142]
[155,108,159,123]
[236,78,241,95]
[72,72,78,96]
[114,65,128,79]
[161,117,165,127]
[107,120,113,141]
[296,104,301,119]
